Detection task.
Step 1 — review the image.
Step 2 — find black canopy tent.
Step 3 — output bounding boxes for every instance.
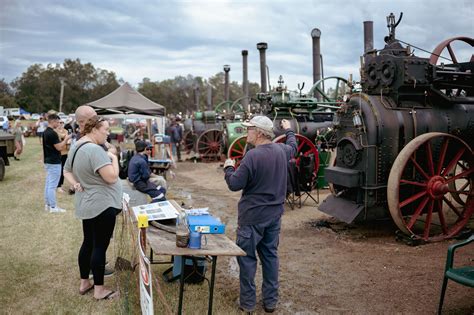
[85,82,165,116]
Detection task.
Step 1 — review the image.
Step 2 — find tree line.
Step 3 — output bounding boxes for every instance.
[0,58,260,115]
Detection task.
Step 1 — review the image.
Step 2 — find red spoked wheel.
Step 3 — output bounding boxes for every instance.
[227,135,247,168]
[183,130,197,153]
[429,36,473,65]
[273,134,320,184]
[387,132,474,242]
[196,129,224,162]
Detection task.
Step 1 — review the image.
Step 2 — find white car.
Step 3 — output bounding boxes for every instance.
[0,116,9,130]
[58,113,69,123]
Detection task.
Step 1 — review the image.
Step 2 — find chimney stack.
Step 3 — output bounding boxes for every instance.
[256,42,268,93]
[224,64,231,101]
[311,28,322,100]
[242,50,249,109]
[194,85,200,112]
[207,85,212,110]
[363,21,374,53]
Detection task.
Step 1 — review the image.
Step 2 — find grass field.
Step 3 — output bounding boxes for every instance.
[0,138,241,315]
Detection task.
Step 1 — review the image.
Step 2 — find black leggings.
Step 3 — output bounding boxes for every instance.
[79,207,117,285]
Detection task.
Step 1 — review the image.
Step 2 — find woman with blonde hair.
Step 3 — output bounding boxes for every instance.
[64,116,122,300]
[12,120,24,161]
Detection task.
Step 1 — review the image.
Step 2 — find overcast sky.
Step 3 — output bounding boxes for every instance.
[1,0,473,92]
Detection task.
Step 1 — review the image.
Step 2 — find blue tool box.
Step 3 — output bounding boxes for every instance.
[187,214,225,234]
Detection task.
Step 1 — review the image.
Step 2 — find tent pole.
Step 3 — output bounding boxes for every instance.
[146,119,152,142]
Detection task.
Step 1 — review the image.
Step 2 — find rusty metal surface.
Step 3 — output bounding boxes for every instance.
[318,195,364,224]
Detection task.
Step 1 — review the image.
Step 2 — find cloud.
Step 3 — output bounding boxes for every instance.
[1,0,472,94]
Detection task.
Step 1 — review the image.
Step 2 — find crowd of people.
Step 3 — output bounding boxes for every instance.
[11,108,294,311]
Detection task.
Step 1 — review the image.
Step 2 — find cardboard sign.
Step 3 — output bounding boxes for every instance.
[138,230,153,315]
[133,200,178,221]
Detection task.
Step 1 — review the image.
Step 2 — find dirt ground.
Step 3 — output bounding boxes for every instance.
[167,159,474,315]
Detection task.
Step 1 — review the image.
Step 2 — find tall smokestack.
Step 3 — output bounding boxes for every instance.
[311,28,322,100]
[257,42,268,93]
[194,85,200,112]
[242,50,249,109]
[207,85,212,110]
[224,65,231,101]
[363,21,374,53]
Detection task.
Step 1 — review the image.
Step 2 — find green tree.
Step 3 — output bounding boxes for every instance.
[0,79,17,108]
[137,73,261,115]
[11,59,119,113]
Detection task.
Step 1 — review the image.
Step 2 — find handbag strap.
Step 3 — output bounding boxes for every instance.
[71,141,91,169]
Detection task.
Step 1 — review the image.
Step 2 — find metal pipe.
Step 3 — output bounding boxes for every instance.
[224,65,231,101]
[363,21,374,53]
[311,28,322,100]
[194,85,200,112]
[257,42,268,93]
[242,50,249,109]
[59,77,65,112]
[320,54,325,92]
[207,85,212,110]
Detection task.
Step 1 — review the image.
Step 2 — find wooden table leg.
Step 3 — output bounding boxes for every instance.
[178,256,186,314]
[208,256,217,315]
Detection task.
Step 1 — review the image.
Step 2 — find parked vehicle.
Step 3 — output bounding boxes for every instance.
[0,116,9,131]
[31,113,41,120]
[4,108,20,117]
[0,130,15,180]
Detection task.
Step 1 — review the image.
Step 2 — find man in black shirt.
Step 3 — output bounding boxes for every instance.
[43,113,71,213]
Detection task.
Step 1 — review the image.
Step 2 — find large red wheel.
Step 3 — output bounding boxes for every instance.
[227,135,247,167]
[273,134,320,185]
[429,36,473,65]
[387,133,474,242]
[196,129,224,162]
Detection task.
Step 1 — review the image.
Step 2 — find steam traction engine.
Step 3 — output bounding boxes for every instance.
[182,99,247,162]
[320,14,473,242]
[227,75,348,178]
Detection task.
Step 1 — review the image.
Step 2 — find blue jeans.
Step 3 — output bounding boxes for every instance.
[236,216,281,311]
[44,163,61,208]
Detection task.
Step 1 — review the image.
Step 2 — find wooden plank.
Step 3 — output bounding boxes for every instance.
[126,198,245,257]
[147,227,245,257]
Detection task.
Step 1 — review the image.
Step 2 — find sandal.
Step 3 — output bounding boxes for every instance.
[79,285,94,295]
[96,290,118,300]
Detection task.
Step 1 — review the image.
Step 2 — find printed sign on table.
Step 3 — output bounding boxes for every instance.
[132,200,179,221]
